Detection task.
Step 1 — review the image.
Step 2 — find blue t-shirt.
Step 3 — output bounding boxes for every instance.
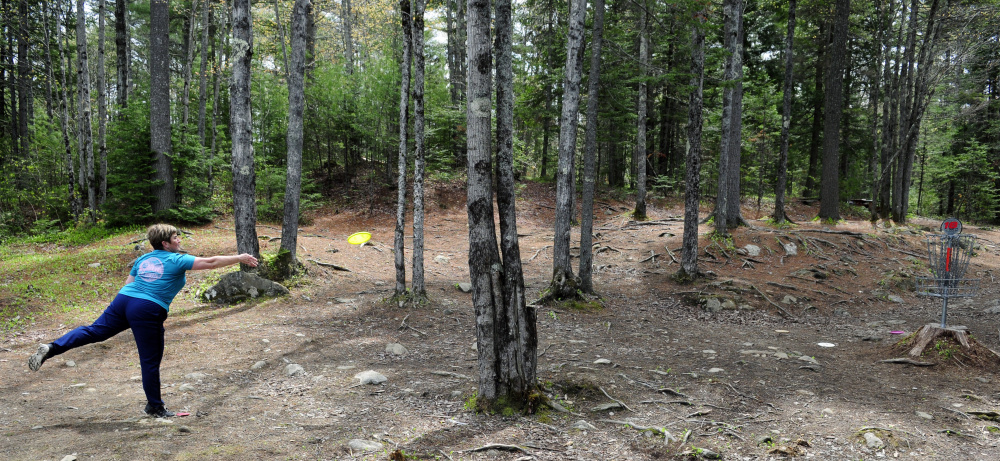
[119,250,196,311]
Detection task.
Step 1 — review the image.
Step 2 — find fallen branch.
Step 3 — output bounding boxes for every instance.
[879,358,936,366]
[766,281,798,290]
[657,388,691,399]
[750,284,795,319]
[640,251,660,263]
[664,246,679,264]
[461,444,530,454]
[600,386,634,412]
[306,259,351,271]
[529,245,552,261]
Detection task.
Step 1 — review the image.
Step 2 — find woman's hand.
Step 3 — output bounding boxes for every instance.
[240,253,259,267]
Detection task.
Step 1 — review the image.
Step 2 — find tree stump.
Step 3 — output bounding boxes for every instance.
[908,323,971,357]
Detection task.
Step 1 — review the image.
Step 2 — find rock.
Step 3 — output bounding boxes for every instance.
[702,350,716,354]
[178,383,196,392]
[572,420,597,430]
[591,402,624,411]
[797,355,819,365]
[348,439,384,452]
[721,299,737,310]
[251,360,267,371]
[594,358,612,365]
[916,411,933,420]
[201,271,289,304]
[821,408,834,416]
[707,368,724,373]
[984,306,1000,314]
[705,298,722,312]
[742,244,761,257]
[385,343,408,355]
[457,282,473,293]
[434,255,450,264]
[450,390,463,398]
[863,432,885,449]
[887,295,904,303]
[60,455,78,461]
[795,389,814,396]
[185,372,208,380]
[177,426,192,433]
[355,370,387,385]
[64,360,76,367]
[774,352,789,360]
[976,377,990,383]
[285,364,305,377]
[782,295,797,305]
[334,298,356,304]
[88,263,101,268]
[783,243,797,255]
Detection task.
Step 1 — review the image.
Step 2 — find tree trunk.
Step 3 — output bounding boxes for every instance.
[393,0,412,297]
[467,0,535,412]
[343,0,354,74]
[279,0,310,276]
[273,0,289,78]
[115,0,129,108]
[804,24,825,198]
[76,0,95,220]
[42,2,54,119]
[57,1,78,218]
[17,0,29,160]
[150,0,175,213]
[548,0,586,300]
[773,0,796,223]
[679,8,706,281]
[818,0,850,221]
[182,0,199,128]
[231,0,260,267]
[446,0,458,103]
[198,0,210,147]
[411,0,427,298]
[98,0,108,206]
[633,0,648,220]
[716,0,745,232]
[305,0,314,77]
[579,0,605,294]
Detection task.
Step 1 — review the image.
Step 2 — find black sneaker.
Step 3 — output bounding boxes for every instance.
[144,403,176,418]
[28,344,53,371]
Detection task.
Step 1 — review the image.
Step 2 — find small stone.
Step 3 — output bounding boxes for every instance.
[591,402,624,411]
[88,262,101,268]
[976,377,990,383]
[721,299,737,310]
[450,390,463,398]
[355,370,387,385]
[887,295,904,303]
[916,411,933,420]
[782,295,797,304]
[457,282,473,293]
[796,389,815,396]
[572,420,597,430]
[702,350,716,354]
[821,408,834,416]
[385,343,408,355]
[130,375,141,381]
[60,455,78,461]
[434,255,450,264]
[334,298,356,303]
[251,360,267,371]
[178,426,192,433]
[863,432,884,449]
[261,339,270,344]
[178,383,196,392]
[707,368,724,373]
[348,439,383,452]
[70,383,87,387]
[742,244,761,257]
[285,364,305,377]
[64,360,76,367]
[594,358,612,365]
[774,352,789,360]
[185,372,208,380]
[705,298,722,312]
[337,365,356,370]
[783,243,798,255]
[797,355,819,365]
[31,425,43,430]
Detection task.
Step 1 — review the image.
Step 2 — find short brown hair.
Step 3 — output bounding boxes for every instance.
[147,224,179,250]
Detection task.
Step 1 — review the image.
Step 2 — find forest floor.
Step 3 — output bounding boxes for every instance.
[4,180,1000,461]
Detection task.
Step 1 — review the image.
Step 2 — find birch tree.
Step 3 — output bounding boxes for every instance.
[393,0,412,298]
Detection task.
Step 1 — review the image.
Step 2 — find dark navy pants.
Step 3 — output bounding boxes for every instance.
[50,294,169,407]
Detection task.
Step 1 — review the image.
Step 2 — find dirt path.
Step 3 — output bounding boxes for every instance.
[4,182,1000,460]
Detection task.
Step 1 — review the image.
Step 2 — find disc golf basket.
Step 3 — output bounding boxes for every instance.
[910,218,980,357]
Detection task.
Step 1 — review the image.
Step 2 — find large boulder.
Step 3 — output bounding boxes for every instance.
[202,271,289,304]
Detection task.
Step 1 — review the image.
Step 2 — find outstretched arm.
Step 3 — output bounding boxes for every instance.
[191,253,259,271]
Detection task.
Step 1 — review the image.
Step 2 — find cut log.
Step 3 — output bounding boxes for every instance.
[909,323,971,357]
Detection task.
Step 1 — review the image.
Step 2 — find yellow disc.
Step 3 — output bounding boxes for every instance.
[347,232,372,245]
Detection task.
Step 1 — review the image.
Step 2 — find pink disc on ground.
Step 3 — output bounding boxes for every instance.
[890,331,905,334]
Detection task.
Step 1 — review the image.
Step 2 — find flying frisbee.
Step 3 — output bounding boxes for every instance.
[348,232,372,245]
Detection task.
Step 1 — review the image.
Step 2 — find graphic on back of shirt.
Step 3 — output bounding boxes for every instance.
[137,257,165,282]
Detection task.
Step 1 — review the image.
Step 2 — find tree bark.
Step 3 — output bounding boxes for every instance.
[273,0,289,78]
[150,0,175,213]
[633,0,648,220]
[495,0,536,403]
[231,0,260,267]
[182,0,200,128]
[76,0,95,220]
[42,2,54,119]
[57,1,78,218]
[804,24,825,198]
[393,0,412,297]
[579,0,605,294]
[343,0,354,74]
[818,0,850,220]
[715,0,745,232]
[98,0,108,206]
[411,0,427,297]
[198,0,210,148]
[115,0,129,108]
[279,0,310,274]
[549,0,586,300]
[773,0,796,223]
[680,8,706,280]
[17,0,29,160]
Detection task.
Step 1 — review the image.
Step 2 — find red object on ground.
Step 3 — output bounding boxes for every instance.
[175,412,191,417]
